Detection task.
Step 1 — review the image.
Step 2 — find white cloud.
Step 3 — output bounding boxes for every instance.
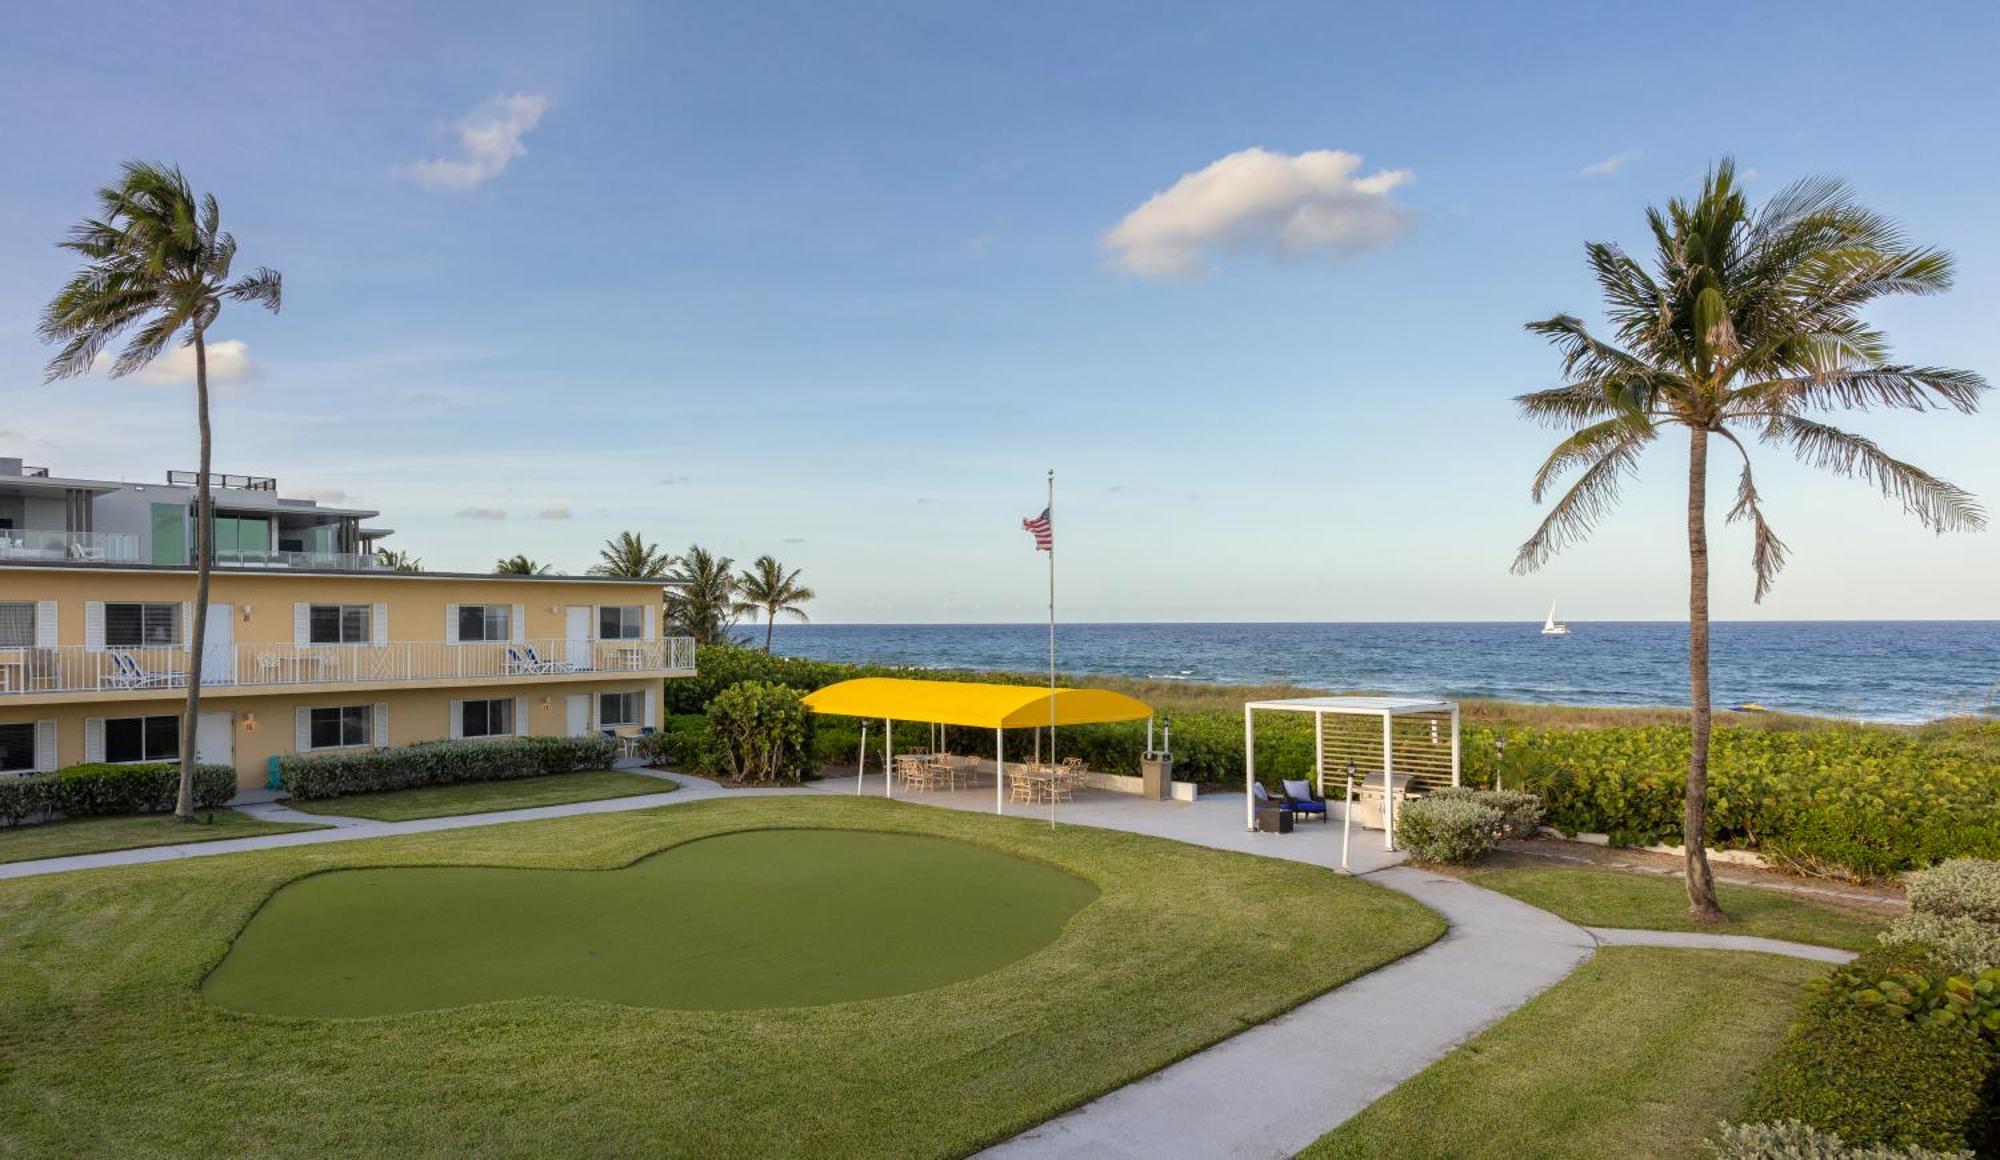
[538,506,571,520]
[1101,148,1414,280]
[101,339,259,395]
[400,93,551,192]
[1580,149,1641,177]
[454,507,507,520]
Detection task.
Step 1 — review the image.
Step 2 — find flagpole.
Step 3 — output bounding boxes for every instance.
[1047,468,1056,830]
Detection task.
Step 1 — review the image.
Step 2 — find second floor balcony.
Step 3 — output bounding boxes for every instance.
[0,530,143,565]
[0,637,697,699]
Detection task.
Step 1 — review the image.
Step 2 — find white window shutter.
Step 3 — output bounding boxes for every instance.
[84,602,105,652]
[645,688,657,729]
[84,718,104,763]
[511,604,526,643]
[445,604,460,645]
[33,719,57,772]
[34,601,57,649]
[371,603,389,646]
[181,603,194,646]
[294,602,310,646]
[644,605,657,641]
[448,700,463,739]
[514,696,529,736]
[374,703,390,747]
[294,708,311,752]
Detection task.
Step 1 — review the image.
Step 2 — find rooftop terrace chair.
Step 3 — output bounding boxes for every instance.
[1281,778,1329,823]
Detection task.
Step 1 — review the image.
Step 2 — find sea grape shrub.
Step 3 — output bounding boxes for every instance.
[279,735,617,800]
[1906,859,2000,927]
[1703,1119,1974,1159]
[636,714,714,772]
[1464,724,2000,878]
[1394,796,1504,864]
[705,680,814,784]
[1427,787,1544,840]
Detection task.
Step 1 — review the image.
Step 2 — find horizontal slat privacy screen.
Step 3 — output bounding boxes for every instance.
[1315,710,1458,792]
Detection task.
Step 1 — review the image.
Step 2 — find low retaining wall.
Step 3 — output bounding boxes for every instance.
[1082,771,1197,803]
[1560,829,1772,869]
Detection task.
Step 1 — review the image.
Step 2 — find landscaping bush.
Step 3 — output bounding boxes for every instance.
[1749,946,1995,1153]
[1907,859,2000,926]
[705,680,813,784]
[278,735,618,800]
[1880,914,2000,975]
[1428,786,1544,841]
[635,714,713,772]
[0,763,237,823]
[1394,796,1504,864]
[1704,1119,1974,1159]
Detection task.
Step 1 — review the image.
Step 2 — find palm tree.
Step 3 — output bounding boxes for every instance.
[375,547,424,573]
[494,554,552,575]
[732,555,815,653]
[1514,159,1985,920]
[39,162,281,823]
[589,531,672,578]
[666,544,738,645]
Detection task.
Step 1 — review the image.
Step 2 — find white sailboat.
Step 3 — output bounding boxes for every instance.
[1541,600,1571,636]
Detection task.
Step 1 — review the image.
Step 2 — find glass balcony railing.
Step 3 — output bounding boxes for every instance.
[0,530,142,564]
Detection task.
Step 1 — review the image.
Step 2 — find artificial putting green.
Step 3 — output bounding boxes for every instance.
[204,829,1100,1017]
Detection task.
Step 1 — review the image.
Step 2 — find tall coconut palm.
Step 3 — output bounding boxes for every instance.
[732,555,815,652]
[588,531,672,578]
[494,554,552,575]
[665,544,738,645]
[39,162,282,823]
[1514,159,1985,920]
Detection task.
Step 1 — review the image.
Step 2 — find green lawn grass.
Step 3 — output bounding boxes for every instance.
[1459,864,1890,951]
[283,769,673,821]
[0,809,327,865]
[0,795,1442,1156]
[206,830,1099,1016]
[1301,948,1823,1159]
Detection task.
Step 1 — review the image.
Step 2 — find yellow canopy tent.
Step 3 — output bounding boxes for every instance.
[801,677,1153,814]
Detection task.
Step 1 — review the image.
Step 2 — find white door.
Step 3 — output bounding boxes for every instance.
[565,605,593,670]
[201,604,235,685]
[566,694,590,736]
[195,710,235,766]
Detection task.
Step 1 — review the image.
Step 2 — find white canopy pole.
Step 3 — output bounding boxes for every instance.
[1314,710,1325,798]
[995,729,1005,815]
[1381,710,1395,850]
[1243,704,1256,831]
[856,720,869,795]
[885,719,894,799]
[1449,705,1462,787]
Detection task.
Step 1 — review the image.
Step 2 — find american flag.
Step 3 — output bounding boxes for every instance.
[1021,507,1053,551]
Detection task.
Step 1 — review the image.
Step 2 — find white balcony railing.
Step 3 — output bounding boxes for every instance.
[214,548,384,571]
[0,638,696,697]
[0,530,143,564]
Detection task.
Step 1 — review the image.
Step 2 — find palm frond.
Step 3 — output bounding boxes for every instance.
[225,267,283,312]
[1715,429,1789,601]
[1762,414,1986,533]
[1512,434,1647,574]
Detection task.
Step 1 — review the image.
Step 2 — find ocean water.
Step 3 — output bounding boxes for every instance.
[759,621,2000,724]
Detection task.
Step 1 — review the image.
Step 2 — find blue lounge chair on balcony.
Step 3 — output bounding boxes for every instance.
[103,650,186,690]
[506,645,576,675]
[1281,779,1329,823]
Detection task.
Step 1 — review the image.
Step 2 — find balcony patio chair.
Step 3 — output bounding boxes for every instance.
[520,645,577,674]
[1280,778,1329,824]
[103,650,186,690]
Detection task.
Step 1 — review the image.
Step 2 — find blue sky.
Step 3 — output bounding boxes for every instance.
[3,0,1997,622]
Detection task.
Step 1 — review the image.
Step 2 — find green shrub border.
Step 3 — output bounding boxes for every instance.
[277,735,619,800]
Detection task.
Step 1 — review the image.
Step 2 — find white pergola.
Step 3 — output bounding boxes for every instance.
[1243,696,1461,849]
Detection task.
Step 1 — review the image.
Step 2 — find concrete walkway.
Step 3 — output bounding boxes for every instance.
[1583,925,1858,964]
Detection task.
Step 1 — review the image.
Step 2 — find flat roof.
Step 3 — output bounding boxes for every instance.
[0,474,122,496]
[1245,695,1456,715]
[0,561,680,586]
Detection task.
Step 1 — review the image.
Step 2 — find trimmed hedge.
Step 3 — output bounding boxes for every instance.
[1749,946,1994,1154]
[1704,1119,1974,1159]
[278,735,618,800]
[0,762,236,825]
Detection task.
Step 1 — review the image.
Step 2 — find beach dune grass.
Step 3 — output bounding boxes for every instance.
[204,829,1099,1017]
[0,796,1441,1156]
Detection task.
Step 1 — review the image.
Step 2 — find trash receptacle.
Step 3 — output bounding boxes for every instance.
[1140,753,1174,800]
[1255,803,1294,834]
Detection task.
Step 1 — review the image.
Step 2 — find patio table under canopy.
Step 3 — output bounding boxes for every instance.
[802,677,1153,814]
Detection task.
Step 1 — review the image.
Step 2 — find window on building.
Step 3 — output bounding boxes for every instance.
[598,605,644,640]
[308,604,372,645]
[0,603,33,648]
[104,603,179,648]
[308,705,373,750]
[105,715,179,763]
[460,698,514,738]
[0,722,36,773]
[598,691,643,728]
[457,604,511,642]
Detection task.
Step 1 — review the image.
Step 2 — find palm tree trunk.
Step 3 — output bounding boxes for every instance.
[765,612,775,653]
[177,329,213,822]
[1684,425,1723,920]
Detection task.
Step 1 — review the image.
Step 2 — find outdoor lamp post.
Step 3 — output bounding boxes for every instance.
[1493,735,1507,791]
